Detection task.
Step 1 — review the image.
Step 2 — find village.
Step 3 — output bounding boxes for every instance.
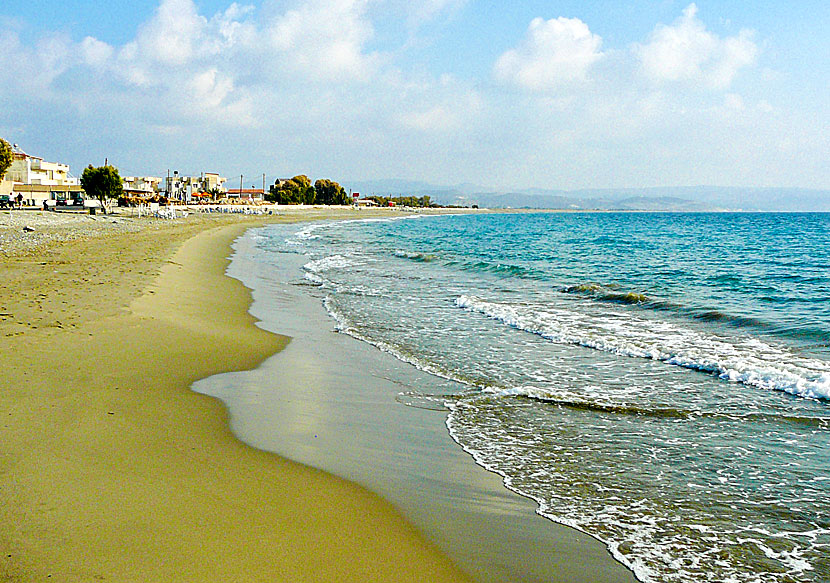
[0,143,392,211]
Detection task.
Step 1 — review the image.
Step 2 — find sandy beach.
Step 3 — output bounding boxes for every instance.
[0,207,471,582]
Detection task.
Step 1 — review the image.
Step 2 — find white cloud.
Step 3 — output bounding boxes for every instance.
[399,105,457,131]
[405,0,467,27]
[397,77,482,132]
[494,17,604,91]
[212,3,257,46]
[0,30,75,92]
[264,0,379,81]
[73,0,258,125]
[637,4,758,89]
[2,0,824,190]
[188,69,233,109]
[80,36,114,67]
[115,0,255,82]
[132,0,207,66]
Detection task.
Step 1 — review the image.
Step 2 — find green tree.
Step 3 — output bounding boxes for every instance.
[80,164,123,213]
[366,194,434,208]
[296,175,316,204]
[0,139,12,181]
[314,178,350,205]
[268,175,315,205]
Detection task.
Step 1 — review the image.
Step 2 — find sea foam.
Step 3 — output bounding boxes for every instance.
[455,295,830,401]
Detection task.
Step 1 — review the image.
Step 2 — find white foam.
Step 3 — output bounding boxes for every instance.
[303,272,324,285]
[445,398,827,583]
[303,254,358,274]
[321,296,492,389]
[285,222,326,245]
[455,295,830,401]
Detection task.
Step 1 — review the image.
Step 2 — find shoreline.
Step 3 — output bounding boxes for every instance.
[197,222,638,583]
[0,210,471,581]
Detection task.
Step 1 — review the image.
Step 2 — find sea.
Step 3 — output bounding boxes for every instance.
[246,211,830,583]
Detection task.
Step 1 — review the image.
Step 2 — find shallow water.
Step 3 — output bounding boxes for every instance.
[195,229,636,583]
[230,212,830,583]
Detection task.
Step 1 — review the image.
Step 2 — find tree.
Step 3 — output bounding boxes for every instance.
[367,194,434,208]
[268,175,315,205]
[0,139,12,181]
[80,164,123,213]
[314,179,350,205]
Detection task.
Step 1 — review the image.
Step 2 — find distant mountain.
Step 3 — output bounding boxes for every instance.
[610,196,714,211]
[345,181,829,211]
[435,192,716,211]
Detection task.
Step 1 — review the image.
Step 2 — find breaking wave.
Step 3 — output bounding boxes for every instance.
[456,295,830,401]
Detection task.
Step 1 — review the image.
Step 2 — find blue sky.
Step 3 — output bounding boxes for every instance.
[1,1,827,191]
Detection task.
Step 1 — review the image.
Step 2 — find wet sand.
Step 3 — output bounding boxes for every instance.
[0,209,471,582]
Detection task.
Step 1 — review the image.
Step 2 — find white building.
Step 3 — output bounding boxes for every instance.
[123,176,161,198]
[202,172,227,194]
[162,172,227,202]
[6,145,78,187]
[4,145,83,206]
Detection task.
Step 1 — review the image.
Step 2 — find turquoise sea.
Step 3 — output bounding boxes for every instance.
[255,212,830,583]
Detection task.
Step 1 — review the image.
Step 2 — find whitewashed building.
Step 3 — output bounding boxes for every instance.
[162,171,227,202]
[5,145,83,206]
[123,176,161,198]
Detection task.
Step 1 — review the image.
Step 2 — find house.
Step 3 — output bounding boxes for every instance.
[4,145,82,206]
[5,146,78,187]
[123,176,161,199]
[202,172,227,194]
[226,188,264,200]
[162,172,227,202]
[162,173,198,202]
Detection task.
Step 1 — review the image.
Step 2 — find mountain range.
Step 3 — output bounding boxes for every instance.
[345,181,830,212]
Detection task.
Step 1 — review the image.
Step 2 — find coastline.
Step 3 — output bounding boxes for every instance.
[197,224,638,583]
[0,210,471,582]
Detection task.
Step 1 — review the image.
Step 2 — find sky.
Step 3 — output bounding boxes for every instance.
[0,0,827,191]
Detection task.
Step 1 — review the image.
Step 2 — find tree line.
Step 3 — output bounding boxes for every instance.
[267,175,352,205]
[366,195,434,208]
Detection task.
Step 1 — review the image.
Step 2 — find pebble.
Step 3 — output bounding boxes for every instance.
[0,210,162,257]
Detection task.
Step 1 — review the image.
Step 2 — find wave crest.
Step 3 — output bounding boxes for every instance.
[456,295,830,401]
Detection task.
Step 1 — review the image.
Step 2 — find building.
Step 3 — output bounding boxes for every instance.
[12,184,85,206]
[226,188,264,200]
[5,146,78,187]
[202,172,227,193]
[123,176,161,199]
[162,172,227,202]
[4,145,82,206]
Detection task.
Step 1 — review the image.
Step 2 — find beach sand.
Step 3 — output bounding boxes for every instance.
[0,209,471,582]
